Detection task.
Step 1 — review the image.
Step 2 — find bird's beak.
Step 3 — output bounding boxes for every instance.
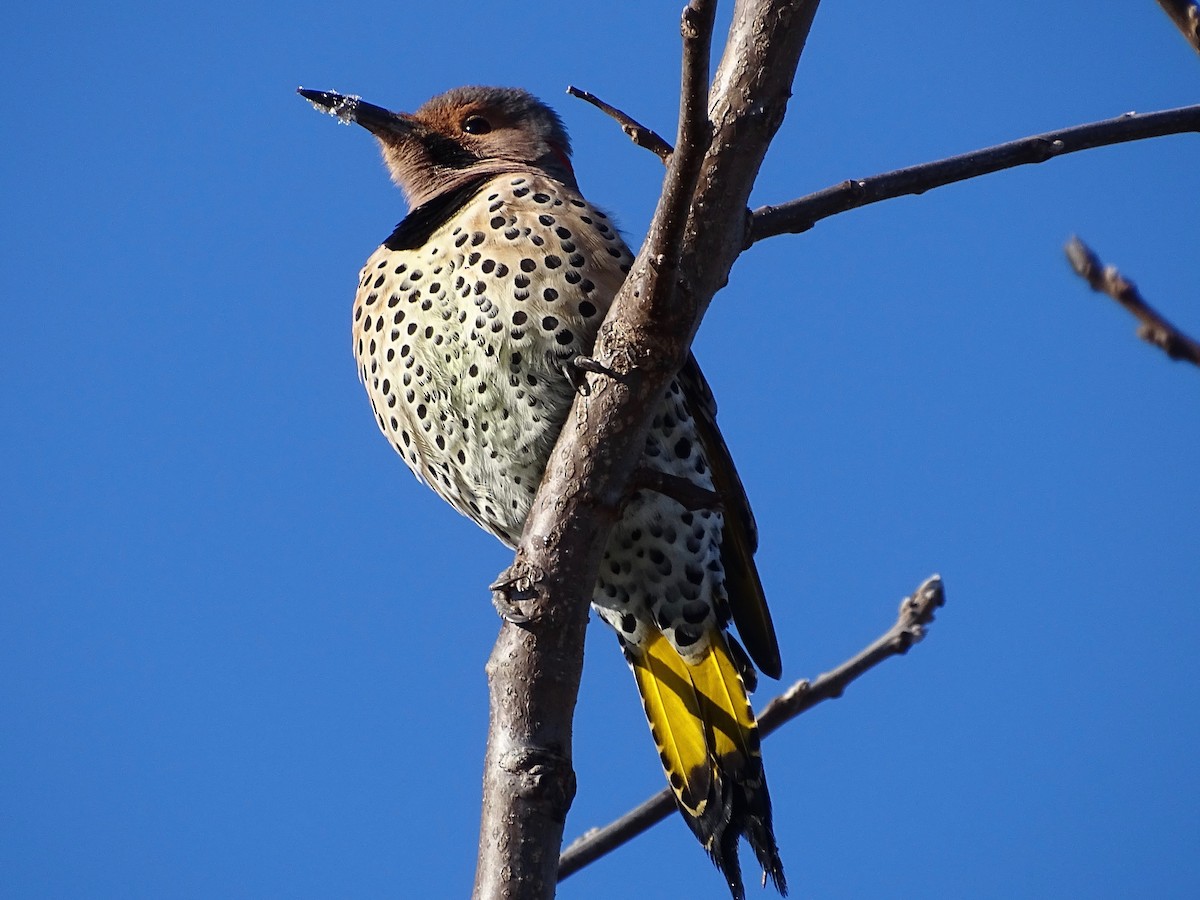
[297,88,417,138]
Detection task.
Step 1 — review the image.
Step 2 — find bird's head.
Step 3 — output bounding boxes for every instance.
[298,85,576,207]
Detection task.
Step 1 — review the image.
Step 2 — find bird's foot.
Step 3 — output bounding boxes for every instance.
[490,563,543,624]
[547,351,616,395]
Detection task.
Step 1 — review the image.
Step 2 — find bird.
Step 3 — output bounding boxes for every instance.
[298,84,786,898]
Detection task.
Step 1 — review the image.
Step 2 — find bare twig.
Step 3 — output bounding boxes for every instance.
[559,575,946,881]
[567,85,674,162]
[750,105,1200,242]
[1065,236,1200,368]
[629,467,722,511]
[1156,0,1200,54]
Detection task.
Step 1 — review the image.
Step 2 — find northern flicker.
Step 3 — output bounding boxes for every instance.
[299,85,786,898]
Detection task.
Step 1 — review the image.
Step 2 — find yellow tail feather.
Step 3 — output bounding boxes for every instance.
[690,630,758,769]
[627,628,785,899]
[630,629,713,818]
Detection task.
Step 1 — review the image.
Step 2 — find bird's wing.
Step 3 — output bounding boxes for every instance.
[678,354,782,680]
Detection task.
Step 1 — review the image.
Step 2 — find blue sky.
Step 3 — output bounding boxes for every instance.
[3,2,1198,898]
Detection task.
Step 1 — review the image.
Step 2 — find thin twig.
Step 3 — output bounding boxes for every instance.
[653,0,718,276]
[1156,0,1200,54]
[559,575,946,881]
[750,105,1200,242]
[1065,236,1200,368]
[567,86,674,163]
[629,467,723,511]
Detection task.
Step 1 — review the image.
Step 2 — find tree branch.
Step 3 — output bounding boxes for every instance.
[1065,236,1200,368]
[750,105,1200,242]
[566,85,674,162]
[559,575,946,880]
[1156,0,1200,54]
[472,1,826,896]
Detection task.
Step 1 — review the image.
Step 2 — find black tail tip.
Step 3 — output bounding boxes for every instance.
[711,820,787,900]
[714,855,787,900]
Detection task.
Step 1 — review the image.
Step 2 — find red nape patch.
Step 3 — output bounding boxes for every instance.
[549,141,574,177]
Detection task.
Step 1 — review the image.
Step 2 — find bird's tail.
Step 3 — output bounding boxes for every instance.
[626,629,786,899]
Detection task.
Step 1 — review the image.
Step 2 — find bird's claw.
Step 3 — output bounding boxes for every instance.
[547,352,614,395]
[490,564,542,624]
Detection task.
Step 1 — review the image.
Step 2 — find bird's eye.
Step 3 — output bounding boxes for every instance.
[463,116,492,135]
